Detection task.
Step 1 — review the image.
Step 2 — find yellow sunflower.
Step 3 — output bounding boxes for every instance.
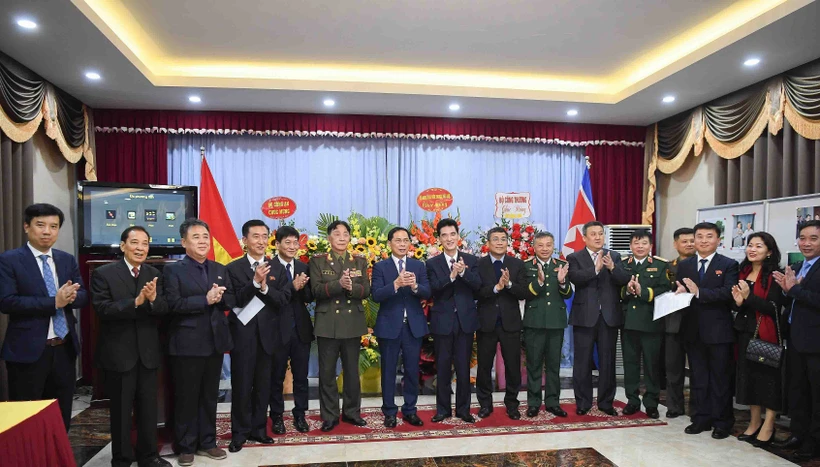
[267,236,276,249]
[366,236,377,247]
[307,240,317,250]
[414,248,425,259]
[355,244,367,253]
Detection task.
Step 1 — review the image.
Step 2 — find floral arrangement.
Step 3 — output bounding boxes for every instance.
[477,218,539,261]
[407,210,472,261]
[359,332,380,373]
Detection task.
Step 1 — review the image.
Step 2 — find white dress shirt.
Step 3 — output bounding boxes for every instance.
[28,242,59,339]
[444,251,464,282]
[248,254,268,292]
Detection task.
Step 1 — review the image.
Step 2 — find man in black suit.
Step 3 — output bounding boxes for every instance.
[91,226,171,467]
[674,221,739,440]
[225,220,290,452]
[426,218,481,423]
[0,203,87,430]
[163,219,234,466]
[663,227,695,419]
[475,227,528,420]
[774,220,820,461]
[269,226,314,434]
[567,220,631,416]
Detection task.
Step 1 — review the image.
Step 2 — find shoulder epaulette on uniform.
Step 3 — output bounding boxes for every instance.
[627,256,634,264]
[652,256,668,262]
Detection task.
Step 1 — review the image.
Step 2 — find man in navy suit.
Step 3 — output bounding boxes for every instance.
[163,219,234,466]
[371,226,431,428]
[0,203,87,430]
[675,221,739,440]
[774,220,820,461]
[426,218,481,423]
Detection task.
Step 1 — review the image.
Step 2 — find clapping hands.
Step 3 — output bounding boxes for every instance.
[55,280,81,308]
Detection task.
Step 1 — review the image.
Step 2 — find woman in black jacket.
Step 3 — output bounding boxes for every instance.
[733,231,785,447]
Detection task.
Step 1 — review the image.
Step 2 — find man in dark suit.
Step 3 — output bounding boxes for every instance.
[372,227,431,427]
[475,227,528,420]
[163,219,234,466]
[269,226,314,434]
[309,220,371,432]
[567,220,631,416]
[664,227,695,419]
[90,226,171,467]
[225,220,290,452]
[774,220,820,461]
[674,221,739,440]
[426,218,481,423]
[0,203,87,430]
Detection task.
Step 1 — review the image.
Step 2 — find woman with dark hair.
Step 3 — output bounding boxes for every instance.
[733,231,785,447]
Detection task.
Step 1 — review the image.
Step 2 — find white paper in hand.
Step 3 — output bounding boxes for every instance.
[233,296,264,326]
[653,292,695,321]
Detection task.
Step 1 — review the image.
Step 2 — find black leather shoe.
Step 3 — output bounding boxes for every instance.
[271,415,286,435]
[507,408,521,420]
[774,435,802,449]
[248,434,274,444]
[384,415,397,428]
[665,410,683,419]
[576,407,590,416]
[138,457,172,467]
[403,413,424,426]
[792,445,819,462]
[645,407,659,419]
[598,407,618,417]
[751,429,776,448]
[478,407,493,418]
[342,415,367,427]
[711,428,730,439]
[526,407,539,418]
[458,413,476,423]
[228,440,243,453]
[431,413,450,423]
[294,417,310,433]
[546,406,568,417]
[685,423,708,435]
[621,404,639,415]
[737,426,761,442]
[320,419,339,432]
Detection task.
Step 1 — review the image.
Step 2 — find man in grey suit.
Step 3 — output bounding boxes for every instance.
[664,227,695,419]
[567,221,631,415]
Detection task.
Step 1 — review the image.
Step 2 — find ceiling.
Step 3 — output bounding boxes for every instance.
[1,0,819,125]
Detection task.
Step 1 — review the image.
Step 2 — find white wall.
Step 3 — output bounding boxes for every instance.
[656,147,718,260]
[31,130,76,255]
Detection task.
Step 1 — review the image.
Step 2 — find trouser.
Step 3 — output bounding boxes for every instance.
[524,327,564,408]
[7,342,76,431]
[622,329,662,409]
[170,354,222,454]
[106,362,159,465]
[317,336,361,421]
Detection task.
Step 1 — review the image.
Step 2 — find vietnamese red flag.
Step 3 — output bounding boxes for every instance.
[199,155,243,264]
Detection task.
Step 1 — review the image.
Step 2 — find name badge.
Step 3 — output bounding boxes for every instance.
[322,270,335,275]
[647,267,658,272]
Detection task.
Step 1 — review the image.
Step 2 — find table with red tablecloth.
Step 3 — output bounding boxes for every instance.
[0,399,76,467]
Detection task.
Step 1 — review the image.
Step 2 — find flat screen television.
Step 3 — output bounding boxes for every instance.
[78,182,197,255]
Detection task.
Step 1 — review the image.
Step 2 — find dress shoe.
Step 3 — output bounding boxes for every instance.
[431,413,450,423]
[774,435,802,449]
[177,453,195,466]
[792,445,819,462]
[228,440,243,453]
[138,457,172,467]
[526,407,539,418]
[294,417,310,433]
[645,407,659,419]
[342,415,367,427]
[711,428,730,439]
[477,407,493,418]
[685,423,709,435]
[737,425,761,442]
[507,408,521,420]
[598,407,618,417]
[621,404,639,416]
[458,413,477,423]
[546,406,568,417]
[751,429,776,448]
[248,434,274,444]
[271,416,286,435]
[403,413,424,426]
[384,415,398,428]
[665,410,683,419]
[196,447,227,460]
[576,407,590,416]
[320,419,339,432]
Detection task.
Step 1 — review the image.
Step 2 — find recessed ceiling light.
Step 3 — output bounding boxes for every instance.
[85,71,101,80]
[744,58,761,67]
[566,109,578,116]
[323,99,335,107]
[188,95,201,103]
[662,95,676,103]
[449,103,461,111]
[16,19,37,29]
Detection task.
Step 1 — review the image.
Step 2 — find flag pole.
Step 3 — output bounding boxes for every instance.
[200,146,205,160]
[585,155,591,169]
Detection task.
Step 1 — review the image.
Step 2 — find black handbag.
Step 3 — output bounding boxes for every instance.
[745,306,783,369]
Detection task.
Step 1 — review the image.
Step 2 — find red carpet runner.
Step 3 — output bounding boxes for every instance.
[214,399,665,447]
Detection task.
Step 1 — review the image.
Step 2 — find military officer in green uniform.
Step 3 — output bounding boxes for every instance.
[620,229,670,419]
[309,220,371,432]
[523,232,573,418]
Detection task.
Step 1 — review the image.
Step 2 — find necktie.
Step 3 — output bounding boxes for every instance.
[398,258,404,273]
[790,261,814,324]
[449,258,456,271]
[40,255,68,339]
[286,263,293,280]
[132,267,140,279]
[698,259,708,281]
[196,262,208,286]
[493,259,503,281]
[592,251,599,263]
[252,261,259,271]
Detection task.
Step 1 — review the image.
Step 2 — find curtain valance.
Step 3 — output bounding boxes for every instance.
[0,51,96,180]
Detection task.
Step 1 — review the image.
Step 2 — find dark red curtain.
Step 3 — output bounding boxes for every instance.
[94,132,168,184]
[585,145,644,225]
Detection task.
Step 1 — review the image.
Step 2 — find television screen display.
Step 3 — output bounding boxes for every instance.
[78,182,197,254]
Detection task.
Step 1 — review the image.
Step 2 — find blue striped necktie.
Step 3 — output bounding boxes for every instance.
[40,255,68,339]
